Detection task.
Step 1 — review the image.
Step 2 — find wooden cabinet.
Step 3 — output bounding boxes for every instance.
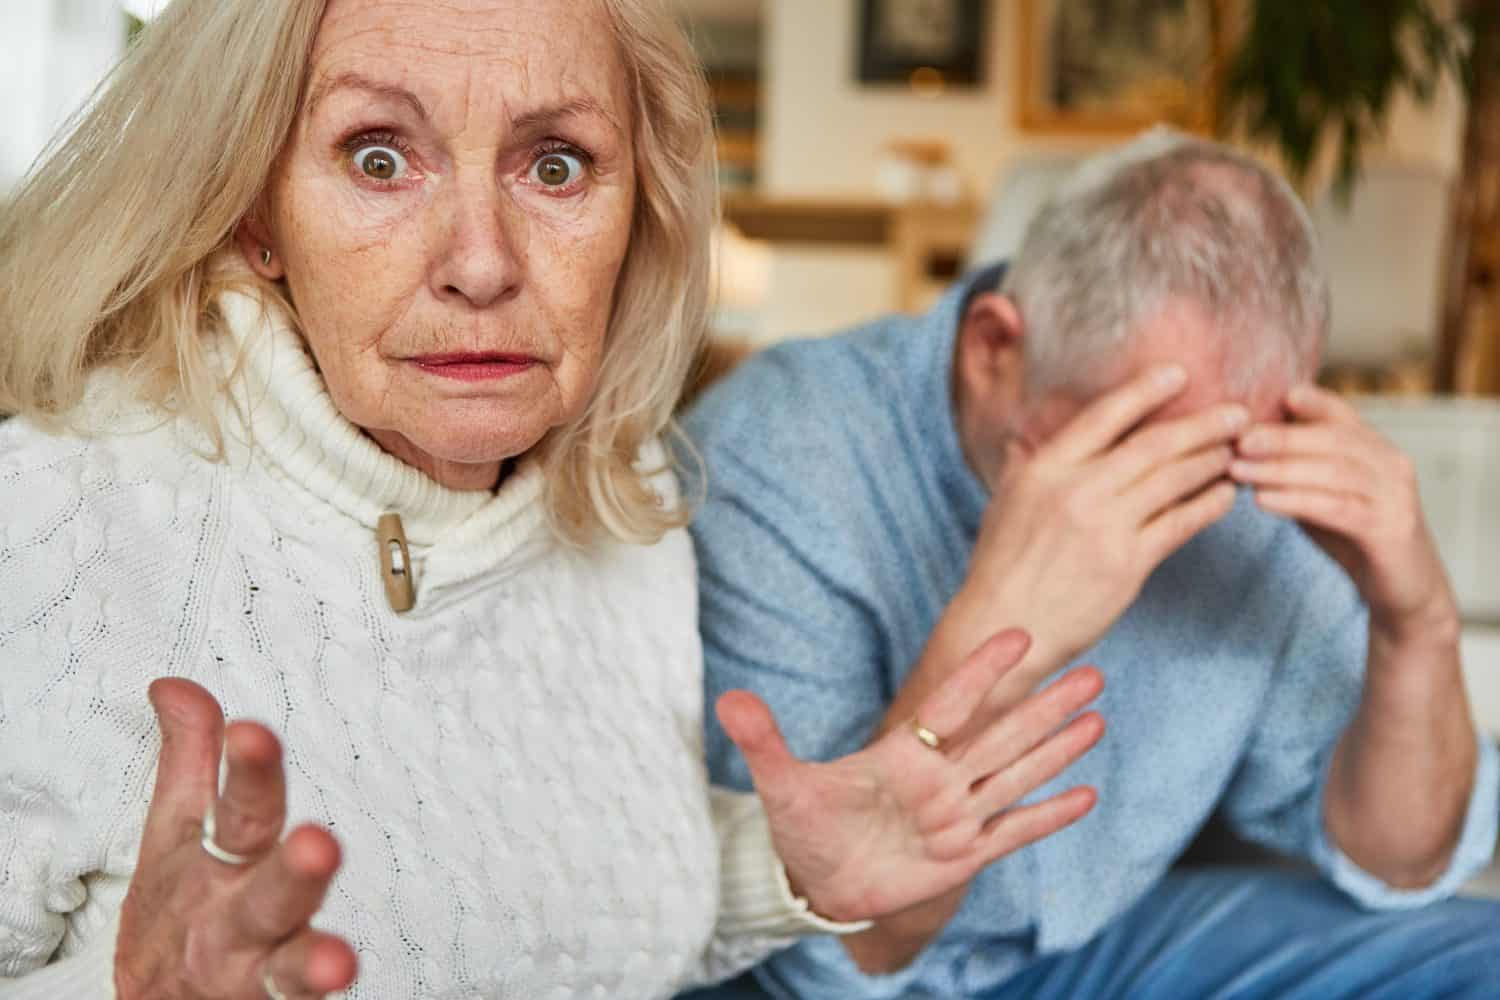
[721,195,979,312]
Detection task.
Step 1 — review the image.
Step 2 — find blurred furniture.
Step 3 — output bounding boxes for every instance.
[680,336,756,412]
[1462,627,1500,739]
[723,194,978,312]
[1311,165,1451,369]
[708,71,760,191]
[967,152,1079,265]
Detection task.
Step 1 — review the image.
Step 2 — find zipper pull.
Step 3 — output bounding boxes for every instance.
[377,513,415,613]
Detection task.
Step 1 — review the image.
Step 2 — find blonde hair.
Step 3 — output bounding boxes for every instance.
[0,0,716,547]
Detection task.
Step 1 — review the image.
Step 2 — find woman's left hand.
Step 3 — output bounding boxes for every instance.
[718,630,1104,923]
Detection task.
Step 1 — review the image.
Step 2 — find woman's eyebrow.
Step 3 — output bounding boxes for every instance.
[509,99,622,136]
[307,72,429,122]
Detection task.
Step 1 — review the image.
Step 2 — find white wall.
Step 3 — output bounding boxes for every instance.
[762,0,1096,199]
[0,0,125,191]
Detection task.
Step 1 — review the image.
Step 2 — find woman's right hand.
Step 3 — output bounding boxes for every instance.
[114,679,357,999]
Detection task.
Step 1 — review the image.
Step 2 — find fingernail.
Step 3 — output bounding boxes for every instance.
[1239,429,1267,454]
[1288,384,1313,406]
[1156,365,1187,390]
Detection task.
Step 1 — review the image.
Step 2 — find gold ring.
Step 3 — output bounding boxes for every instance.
[912,719,942,751]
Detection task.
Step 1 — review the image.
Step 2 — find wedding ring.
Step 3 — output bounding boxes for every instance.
[912,719,943,751]
[200,802,257,866]
[261,966,290,1000]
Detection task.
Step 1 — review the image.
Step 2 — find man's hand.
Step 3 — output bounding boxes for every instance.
[1234,384,1475,888]
[720,630,1103,925]
[954,365,1245,685]
[1232,384,1460,644]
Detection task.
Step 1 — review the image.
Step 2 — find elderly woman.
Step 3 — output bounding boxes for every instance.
[0,1,1106,997]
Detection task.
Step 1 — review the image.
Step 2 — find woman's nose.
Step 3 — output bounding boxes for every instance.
[429,180,524,310]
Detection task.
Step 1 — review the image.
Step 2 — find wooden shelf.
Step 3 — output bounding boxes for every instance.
[721,195,980,311]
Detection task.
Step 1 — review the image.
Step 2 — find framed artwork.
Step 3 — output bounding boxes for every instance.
[857,0,988,88]
[1017,0,1225,133]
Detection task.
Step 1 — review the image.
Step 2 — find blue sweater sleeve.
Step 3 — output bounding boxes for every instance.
[684,350,894,793]
[1222,526,1499,907]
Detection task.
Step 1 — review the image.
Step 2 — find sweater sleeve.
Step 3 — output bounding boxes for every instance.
[0,914,117,998]
[0,732,121,997]
[685,788,870,987]
[0,425,170,993]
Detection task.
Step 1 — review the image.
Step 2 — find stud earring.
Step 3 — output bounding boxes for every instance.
[260,248,272,267]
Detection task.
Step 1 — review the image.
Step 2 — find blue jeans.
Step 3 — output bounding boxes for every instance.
[678,868,1500,999]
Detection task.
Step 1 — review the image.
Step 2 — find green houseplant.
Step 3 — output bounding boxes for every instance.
[1219,0,1471,198]
[1220,0,1500,393]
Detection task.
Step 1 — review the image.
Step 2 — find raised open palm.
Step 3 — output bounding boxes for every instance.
[718,630,1104,923]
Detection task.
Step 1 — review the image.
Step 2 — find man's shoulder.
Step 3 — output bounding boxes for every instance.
[685,317,929,476]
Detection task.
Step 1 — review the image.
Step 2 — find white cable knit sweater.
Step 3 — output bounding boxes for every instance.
[0,291,848,998]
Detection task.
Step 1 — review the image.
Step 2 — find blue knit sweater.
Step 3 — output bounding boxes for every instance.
[683,274,1500,1000]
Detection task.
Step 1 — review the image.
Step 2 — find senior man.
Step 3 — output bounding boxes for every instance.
[679,132,1500,999]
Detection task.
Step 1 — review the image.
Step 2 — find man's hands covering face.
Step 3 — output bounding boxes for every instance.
[1233,384,1460,646]
[957,365,1246,683]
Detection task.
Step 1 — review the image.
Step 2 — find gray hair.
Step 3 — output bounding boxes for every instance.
[1001,128,1330,396]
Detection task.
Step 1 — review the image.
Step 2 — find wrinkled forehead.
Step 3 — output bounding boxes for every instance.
[308,0,629,131]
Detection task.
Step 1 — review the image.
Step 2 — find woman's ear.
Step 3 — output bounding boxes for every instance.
[956,292,1025,400]
[234,209,284,281]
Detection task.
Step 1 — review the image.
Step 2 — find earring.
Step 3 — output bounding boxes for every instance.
[260,248,272,267]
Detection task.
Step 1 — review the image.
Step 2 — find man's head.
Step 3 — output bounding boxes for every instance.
[956,130,1329,485]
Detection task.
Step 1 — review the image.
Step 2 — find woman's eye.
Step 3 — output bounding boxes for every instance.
[531,151,586,188]
[352,145,408,181]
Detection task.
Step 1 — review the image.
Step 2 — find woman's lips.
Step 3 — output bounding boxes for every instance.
[408,353,537,382]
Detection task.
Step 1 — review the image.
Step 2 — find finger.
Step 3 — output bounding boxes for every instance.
[955,665,1104,776]
[911,630,1032,746]
[1044,365,1188,465]
[1104,404,1248,492]
[229,824,342,946]
[1139,481,1237,565]
[975,785,1097,864]
[263,927,359,999]
[139,678,226,867]
[1284,383,1363,425]
[1252,486,1374,538]
[717,691,801,809]
[212,721,288,860]
[1122,445,1235,525]
[1236,423,1376,469]
[1229,455,1372,497]
[970,713,1105,818]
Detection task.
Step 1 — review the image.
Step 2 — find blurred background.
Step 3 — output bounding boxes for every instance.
[3,1,1497,751]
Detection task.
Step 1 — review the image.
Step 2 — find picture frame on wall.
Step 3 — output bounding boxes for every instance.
[1017,0,1225,133]
[857,0,988,88]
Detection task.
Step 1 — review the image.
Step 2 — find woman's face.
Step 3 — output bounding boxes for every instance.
[253,0,636,486]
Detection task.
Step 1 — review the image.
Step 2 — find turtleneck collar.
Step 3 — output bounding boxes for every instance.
[211,289,553,609]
